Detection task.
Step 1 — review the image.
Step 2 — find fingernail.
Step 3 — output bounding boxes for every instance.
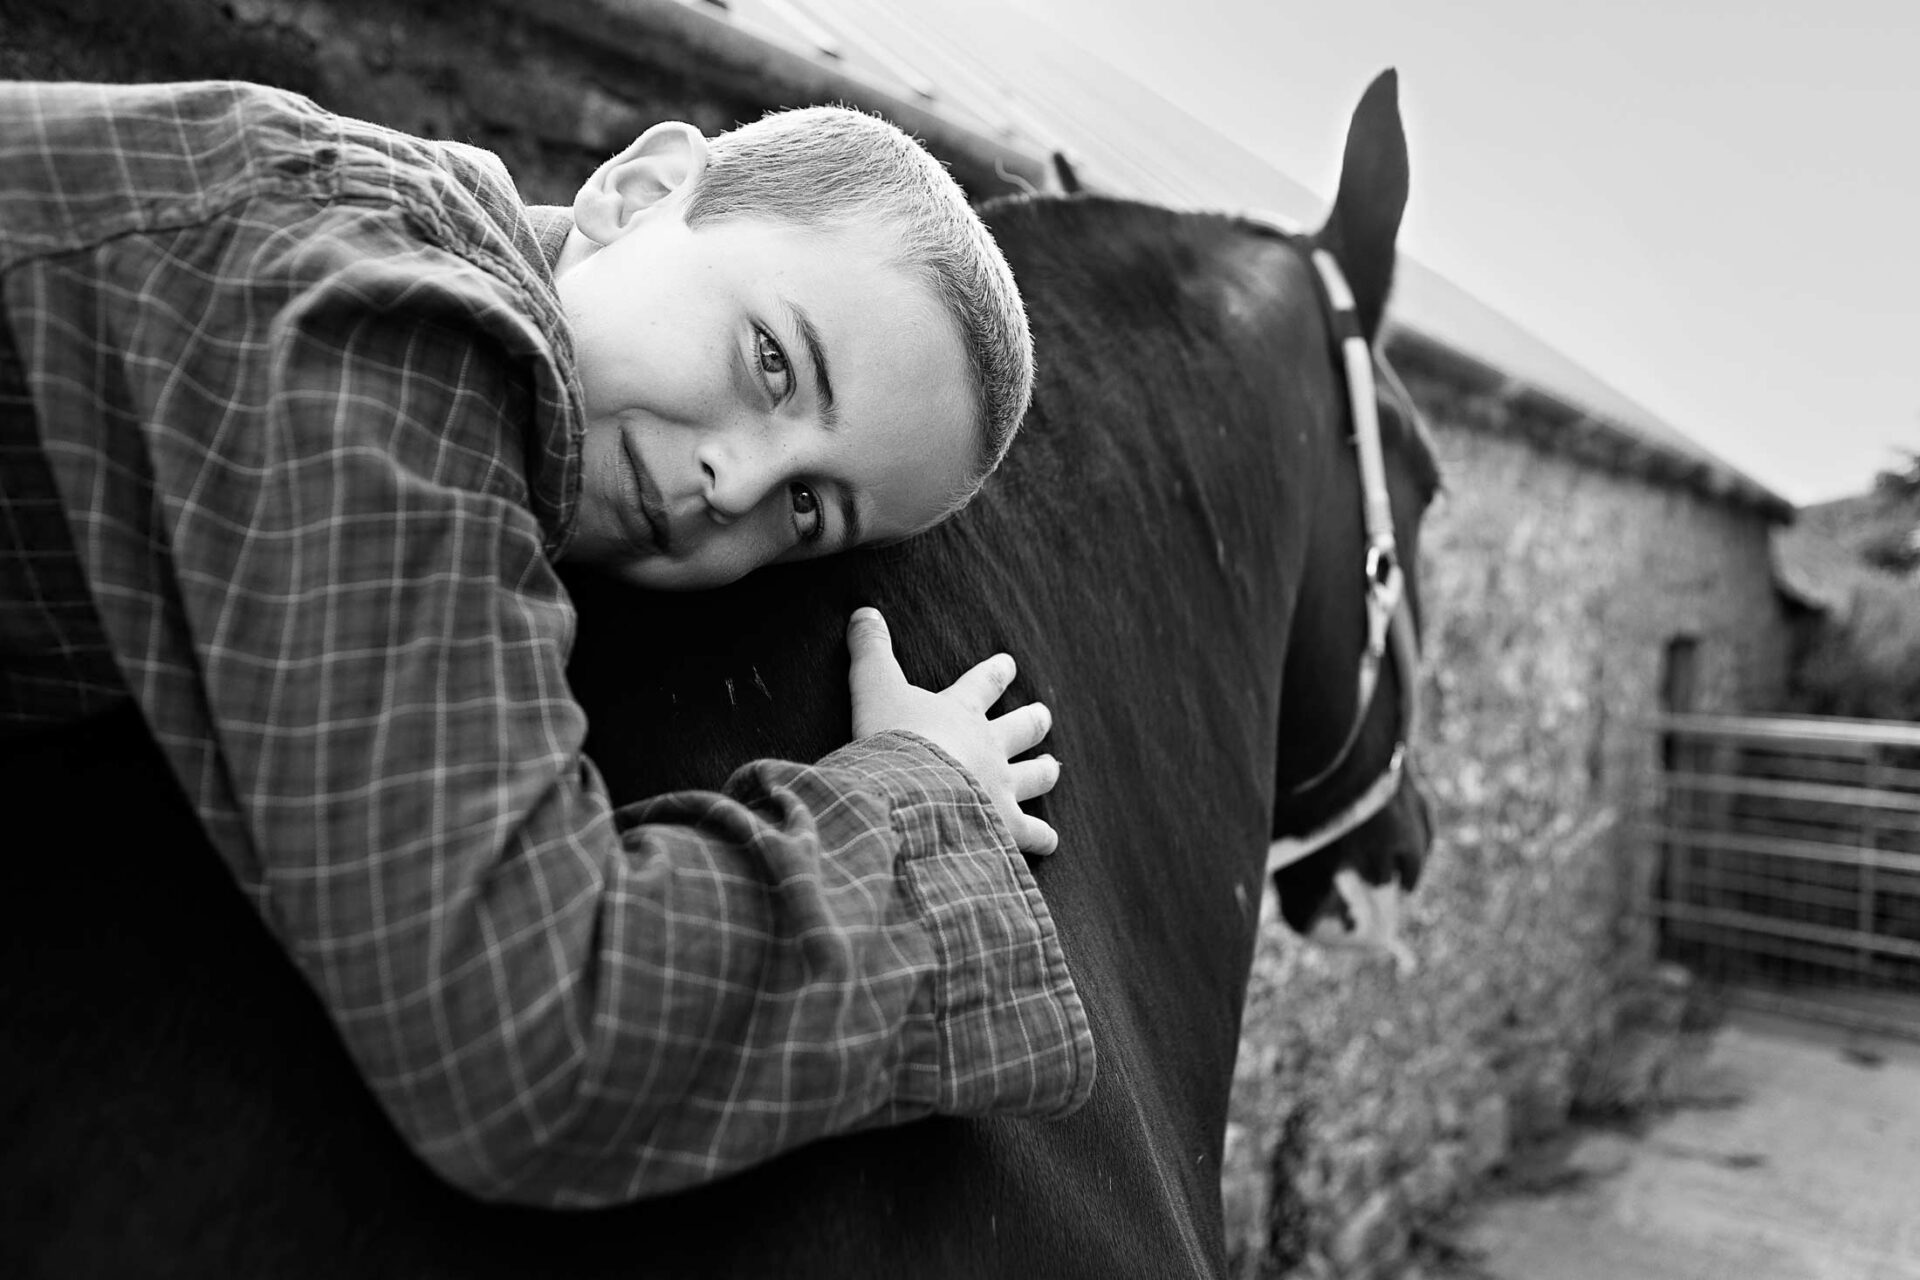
[852,606,881,624]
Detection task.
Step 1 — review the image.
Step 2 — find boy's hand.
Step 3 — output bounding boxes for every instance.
[846,608,1060,856]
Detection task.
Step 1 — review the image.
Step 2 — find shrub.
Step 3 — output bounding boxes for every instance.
[1793,574,1920,720]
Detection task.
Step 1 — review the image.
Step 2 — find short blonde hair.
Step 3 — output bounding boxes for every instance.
[682,106,1032,521]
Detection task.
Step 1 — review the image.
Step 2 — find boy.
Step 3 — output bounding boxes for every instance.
[0,80,1089,1208]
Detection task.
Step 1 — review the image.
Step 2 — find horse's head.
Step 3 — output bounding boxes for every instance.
[1263,71,1443,967]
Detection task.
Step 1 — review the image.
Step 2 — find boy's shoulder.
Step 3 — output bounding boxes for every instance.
[0,81,394,266]
[0,81,540,285]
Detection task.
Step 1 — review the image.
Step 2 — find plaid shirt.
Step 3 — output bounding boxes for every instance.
[0,80,1093,1207]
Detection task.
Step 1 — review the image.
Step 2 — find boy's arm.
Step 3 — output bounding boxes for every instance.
[31,229,1092,1208]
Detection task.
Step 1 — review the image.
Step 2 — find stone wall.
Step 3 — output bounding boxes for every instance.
[4,2,1795,1275]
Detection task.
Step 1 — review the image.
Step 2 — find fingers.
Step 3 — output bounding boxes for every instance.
[1007,811,1059,857]
[994,702,1052,759]
[846,607,903,683]
[942,651,1016,714]
[1008,754,1061,803]
[1008,754,1062,857]
[846,608,906,731]
[844,613,1064,859]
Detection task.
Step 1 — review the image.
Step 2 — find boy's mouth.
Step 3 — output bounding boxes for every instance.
[621,432,673,555]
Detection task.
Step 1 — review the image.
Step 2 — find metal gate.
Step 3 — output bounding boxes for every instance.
[1649,712,1920,1038]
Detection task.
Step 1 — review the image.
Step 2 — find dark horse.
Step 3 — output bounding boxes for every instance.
[0,73,1438,1279]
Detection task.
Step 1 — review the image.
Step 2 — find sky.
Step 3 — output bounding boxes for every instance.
[998,0,1919,506]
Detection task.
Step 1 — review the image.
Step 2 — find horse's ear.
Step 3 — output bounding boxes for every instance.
[1051,151,1082,195]
[1314,69,1409,341]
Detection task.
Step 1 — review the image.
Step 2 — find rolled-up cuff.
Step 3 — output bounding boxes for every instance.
[827,730,1097,1123]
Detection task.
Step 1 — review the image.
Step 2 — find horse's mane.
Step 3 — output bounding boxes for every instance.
[981,193,1441,505]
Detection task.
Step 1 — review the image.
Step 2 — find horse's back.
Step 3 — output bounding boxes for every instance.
[1,705,1212,1278]
[1,199,1323,1280]
[556,198,1326,1275]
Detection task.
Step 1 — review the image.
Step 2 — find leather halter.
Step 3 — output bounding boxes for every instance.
[1266,246,1426,877]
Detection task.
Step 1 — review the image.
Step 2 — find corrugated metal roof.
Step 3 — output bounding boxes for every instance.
[653,0,1792,515]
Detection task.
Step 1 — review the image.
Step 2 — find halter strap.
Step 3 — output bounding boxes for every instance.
[1268,601,1420,872]
[1268,245,1426,873]
[1287,249,1408,794]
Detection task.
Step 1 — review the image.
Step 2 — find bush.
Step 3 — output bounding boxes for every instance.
[1793,574,1920,720]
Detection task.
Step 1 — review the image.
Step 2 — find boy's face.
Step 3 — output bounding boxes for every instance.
[555,211,979,590]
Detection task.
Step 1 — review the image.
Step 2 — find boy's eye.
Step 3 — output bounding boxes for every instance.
[755,327,793,401]
[789,482,825,544]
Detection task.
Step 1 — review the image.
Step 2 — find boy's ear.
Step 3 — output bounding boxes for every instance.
[572,121,711,245]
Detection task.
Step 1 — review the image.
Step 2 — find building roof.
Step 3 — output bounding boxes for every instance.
[1774,489,1920,613]
[602,0,1793,518]
[1772,527,1861,615]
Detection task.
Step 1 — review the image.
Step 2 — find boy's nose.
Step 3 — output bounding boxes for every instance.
[697,435,787,525]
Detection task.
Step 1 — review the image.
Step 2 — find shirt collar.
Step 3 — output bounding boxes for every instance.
[524,206,574,277]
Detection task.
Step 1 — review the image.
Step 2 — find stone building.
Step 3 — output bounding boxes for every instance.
[4,0,1798,1274]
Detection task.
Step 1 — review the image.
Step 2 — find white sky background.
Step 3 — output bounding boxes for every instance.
[999,0,1919,506]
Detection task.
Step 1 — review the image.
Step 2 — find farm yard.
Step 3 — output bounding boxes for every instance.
[5,2,1916,1278]
[1432,1006,1920,1280]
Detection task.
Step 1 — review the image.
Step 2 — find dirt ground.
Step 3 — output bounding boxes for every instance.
[1424,1006,1920,1280]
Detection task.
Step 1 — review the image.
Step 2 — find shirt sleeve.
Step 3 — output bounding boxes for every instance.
[94,229,1094,1206]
